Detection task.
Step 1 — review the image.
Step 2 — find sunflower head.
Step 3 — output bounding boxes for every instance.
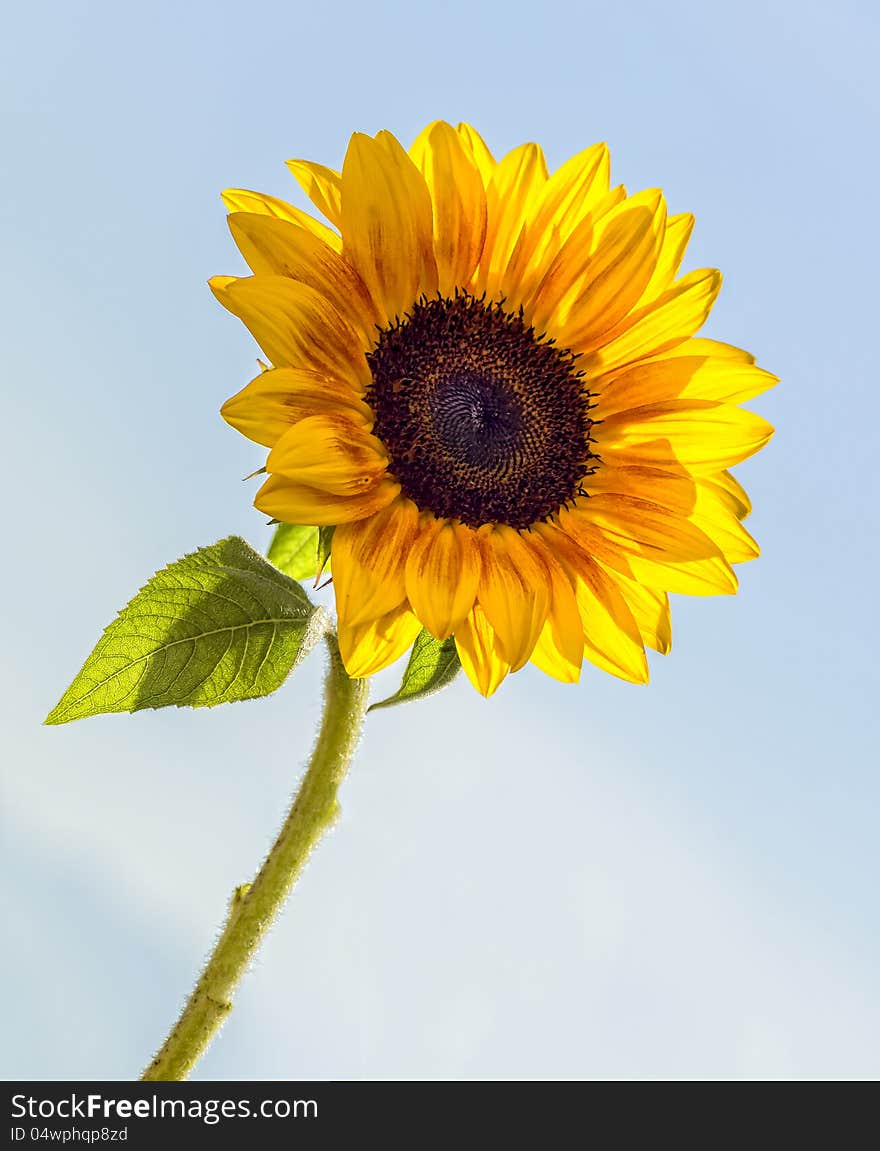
[214,122,776,696]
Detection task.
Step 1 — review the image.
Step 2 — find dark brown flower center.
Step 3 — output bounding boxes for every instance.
[365,293,595,529]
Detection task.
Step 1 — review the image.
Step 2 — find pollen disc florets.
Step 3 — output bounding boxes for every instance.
[366,293,595,529]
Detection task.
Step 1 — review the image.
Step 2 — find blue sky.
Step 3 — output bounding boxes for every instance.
[2,0,878,1079]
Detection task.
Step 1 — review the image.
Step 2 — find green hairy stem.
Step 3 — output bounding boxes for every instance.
[141,634,369,1081]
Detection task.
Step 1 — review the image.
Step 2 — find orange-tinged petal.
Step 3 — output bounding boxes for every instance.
[409,120,487,295]
[539,526,648,683]
[221,188,341,251]
[548,190,667,347]
[563,493,723,562]
[525,183,634,326]
[227,213,380,340]
[583,461,757,564]
[598,400,775,473]
[552,505,631,570]
[404,518,482,640]
[525,211,594,327]
[556,502,737,594]
[221,367,372,448]
[560,508,737,596]
[209,274,370,389]
[528,544,584,684]
[285,159,343,228]
[476,525,550,670]
[255,473,399,526]
[585,463,698,514]
[340,131,437,323]
[266,413,388,494]
[338,602,422,679]
[593,355,778,415]
[580,268,722,374]
[210,275,237,293]
[332,497,420,627]
[454,604,509,697]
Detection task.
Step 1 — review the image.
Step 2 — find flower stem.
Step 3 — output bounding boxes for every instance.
[141,633,369,1081]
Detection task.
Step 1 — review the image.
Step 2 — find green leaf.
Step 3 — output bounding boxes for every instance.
[45,537,328,725]
[369,630,461,712]
[267,523,321,580]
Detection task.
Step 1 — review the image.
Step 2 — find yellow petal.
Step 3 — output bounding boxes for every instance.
[690,481,760,564]
[266,414,388,493]
[338,602,422,679]
[650,337,756,363]
[528,545,584,684]
[404,518,482,640]
[585,463,698,514]
[562,494,723,562]
[702,469,753,520]
[477,142,548,300]
[545,190,667,347]
[538,525,647,683]
[559,510,737,596]
[255,473,400,526]
[285,159,343,228]
[598,400,775,473]
[454,604,509,697]
[340,131,437,323]
[579,578,648,682]
[227,213,380,341]
[580,268,722,375]
[625,552,738,596]
[509,142,610,296]
[525,183,632,326]
[585,183,629,226]
[332,498,420,627]
[600,566,672,654]
[409,120,487,295]
[593,355,778,416]
[221,367,372,448]
[221,188,341,251]
[586,461,757,565]
[476,525,550,671]
[209,274,370,389]
[525,212,594,327]
[456,123,496,185]
[639,212,694,303]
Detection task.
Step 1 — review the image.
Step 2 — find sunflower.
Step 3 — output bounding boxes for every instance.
[213,122,775,696]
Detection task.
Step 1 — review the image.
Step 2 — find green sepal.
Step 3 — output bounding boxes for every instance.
[316,526,335,584]
[45,537,328,725]
[369,630,461,712]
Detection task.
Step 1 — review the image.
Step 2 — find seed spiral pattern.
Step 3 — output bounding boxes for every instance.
[366,293,595,529]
